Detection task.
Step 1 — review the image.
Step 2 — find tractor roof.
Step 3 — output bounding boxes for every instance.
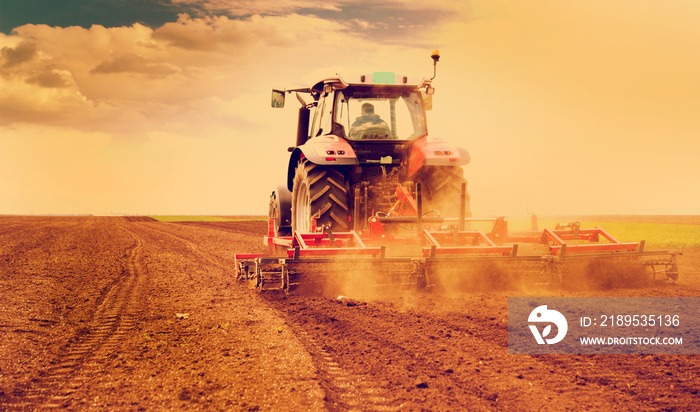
[310,73,432,94]
[282,73,433,101]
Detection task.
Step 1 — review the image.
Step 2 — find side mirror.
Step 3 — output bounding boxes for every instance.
[271,89,286,108]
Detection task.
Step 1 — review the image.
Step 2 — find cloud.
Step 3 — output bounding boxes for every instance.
[91,52,177,76]
[169,0,465,18]
[1,41,37,68]
[152,13,262,51]
[0,4,454,130]
[0,11,408,139]
[150,12,341,52]
[0,10,406,128]
[166,0,467,43]
[26,69,72,88]
[169,0,343,16]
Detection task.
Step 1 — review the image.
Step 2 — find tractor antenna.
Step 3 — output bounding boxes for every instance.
[430,50,440,80]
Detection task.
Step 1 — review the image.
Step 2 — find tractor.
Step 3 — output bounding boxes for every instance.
[269,51,470,236]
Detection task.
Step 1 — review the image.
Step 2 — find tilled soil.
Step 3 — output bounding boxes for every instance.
[0,216,699,411]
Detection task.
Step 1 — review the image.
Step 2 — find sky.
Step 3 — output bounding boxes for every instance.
[0,0,699,217]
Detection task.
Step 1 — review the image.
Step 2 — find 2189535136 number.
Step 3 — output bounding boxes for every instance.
[599,314,680,327]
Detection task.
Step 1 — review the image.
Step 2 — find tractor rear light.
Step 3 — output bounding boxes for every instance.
[449,158,457,162]
[326,157,336,161]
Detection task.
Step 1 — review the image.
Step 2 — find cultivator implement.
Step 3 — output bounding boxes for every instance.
[235,184,680,295]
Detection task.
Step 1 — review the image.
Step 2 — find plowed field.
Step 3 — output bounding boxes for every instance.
[1,216,699,411]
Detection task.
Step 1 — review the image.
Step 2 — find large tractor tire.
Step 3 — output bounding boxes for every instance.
[291,160,349,233]
[418,166,471,218]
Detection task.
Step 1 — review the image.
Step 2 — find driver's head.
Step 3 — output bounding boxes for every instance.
[361,103,374,115]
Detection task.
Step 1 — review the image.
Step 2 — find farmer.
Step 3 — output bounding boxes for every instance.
[351,103,389,130]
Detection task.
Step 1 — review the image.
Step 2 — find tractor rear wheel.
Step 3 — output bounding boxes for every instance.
[291,160,349,233]
[419,166,471,218]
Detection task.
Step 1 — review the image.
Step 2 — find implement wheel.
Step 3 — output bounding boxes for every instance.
[291,160,349,233]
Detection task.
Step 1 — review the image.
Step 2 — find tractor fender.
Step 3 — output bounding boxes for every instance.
[407,136,470,178]
[287,135,358,191]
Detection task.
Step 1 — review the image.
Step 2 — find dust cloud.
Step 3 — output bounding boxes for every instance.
[561,258,652,291]
[289,254,655,301]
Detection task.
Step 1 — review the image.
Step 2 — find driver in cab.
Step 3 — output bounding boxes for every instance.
[350,103,391,139]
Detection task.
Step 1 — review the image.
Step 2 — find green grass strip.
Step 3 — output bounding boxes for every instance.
[576,221,700,250]
[148,216,265,222]
[481,218,698,250]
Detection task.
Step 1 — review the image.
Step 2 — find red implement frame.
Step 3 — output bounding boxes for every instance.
[287,231,382,258]
[235,183,680,289]
[421,228,514,257]
[253,193,651,261]
[540,226,639,255]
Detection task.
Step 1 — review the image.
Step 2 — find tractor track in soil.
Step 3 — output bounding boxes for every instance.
[264,294,516,410]
[62,221,404,411]
[283,315,399,411]
[1,225,148,410]
[129,222,230,276]
[135,223,398,410]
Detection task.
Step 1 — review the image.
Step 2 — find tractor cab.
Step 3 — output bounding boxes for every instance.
[317,76,432,142]
[272,73,434,144]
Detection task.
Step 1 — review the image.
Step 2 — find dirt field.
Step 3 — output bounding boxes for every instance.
[1,216,699,411]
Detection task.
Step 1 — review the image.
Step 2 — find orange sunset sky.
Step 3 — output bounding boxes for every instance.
[0,0,698,216]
